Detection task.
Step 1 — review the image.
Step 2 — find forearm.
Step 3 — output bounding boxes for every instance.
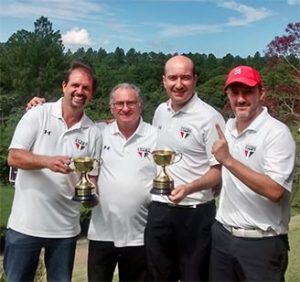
[223,156,284,202]
[8,148,72,174]
[184,165,222,195]
[8,148,50,170]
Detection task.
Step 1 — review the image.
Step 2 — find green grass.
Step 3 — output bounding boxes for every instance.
[0,185,14,227]
[286,214,300,282]
[0,182,299,281]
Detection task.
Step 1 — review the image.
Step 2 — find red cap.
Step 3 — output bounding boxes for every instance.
[224,65,262,91]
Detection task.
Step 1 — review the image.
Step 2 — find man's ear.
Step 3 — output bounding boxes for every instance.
[162,75,166,89]
[260,87,266,101]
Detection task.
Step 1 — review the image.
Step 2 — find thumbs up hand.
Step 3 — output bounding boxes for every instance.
[212,124,232,166]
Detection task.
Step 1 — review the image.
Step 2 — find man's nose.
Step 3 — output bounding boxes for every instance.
[175,78,183,88]
[121,103,130,111]
[236,93,247,102]
[77,85,84,93]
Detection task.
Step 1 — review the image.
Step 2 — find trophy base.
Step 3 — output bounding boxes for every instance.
[72,193,98,204]
[151,180,174,195]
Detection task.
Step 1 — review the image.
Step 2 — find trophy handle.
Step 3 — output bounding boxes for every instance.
[172,151,182,164]
[94,158,103,166]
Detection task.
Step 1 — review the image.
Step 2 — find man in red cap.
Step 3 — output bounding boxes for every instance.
[210,65,296,281]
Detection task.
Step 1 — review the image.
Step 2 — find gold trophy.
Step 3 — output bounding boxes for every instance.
[72,157,98,204]
[151,150,182,195]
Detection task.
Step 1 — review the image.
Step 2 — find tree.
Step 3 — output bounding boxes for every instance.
[0,16,66,105]
[265,22,300,74]
[264,22,300,123]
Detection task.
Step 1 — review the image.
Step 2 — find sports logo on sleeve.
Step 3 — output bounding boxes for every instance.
[75,138,88,150]
[180,126,191,139]
[137,147,151,158]
[244,145,256,158]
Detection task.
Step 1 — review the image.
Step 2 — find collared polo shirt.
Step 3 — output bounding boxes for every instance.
[8,98,102,238]
[152,93,225,206]
[216,107,296,234]
[88,119,157,247]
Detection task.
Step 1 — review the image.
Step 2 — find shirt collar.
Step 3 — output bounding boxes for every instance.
[166,92,198,114]
[51,97,92,129]
[110,117,146,137]
[228,107,269,136]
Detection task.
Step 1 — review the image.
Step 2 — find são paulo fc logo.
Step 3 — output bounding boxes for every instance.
[137,147,151,158]
[75,138,88,150]
[244,144,256,158]
[180,126,191,139]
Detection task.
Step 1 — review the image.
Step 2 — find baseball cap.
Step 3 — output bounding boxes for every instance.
[224,65,262,91]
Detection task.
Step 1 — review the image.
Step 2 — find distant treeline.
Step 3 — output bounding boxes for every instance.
[0,16,299,183]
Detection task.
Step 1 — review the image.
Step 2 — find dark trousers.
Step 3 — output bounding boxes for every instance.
[209,221,289,281]
[88,240,147,282]
[144,200,216,282]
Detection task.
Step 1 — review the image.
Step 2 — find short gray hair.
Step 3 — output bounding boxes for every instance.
[109,83,143,105]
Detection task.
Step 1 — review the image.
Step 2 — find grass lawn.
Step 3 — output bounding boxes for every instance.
[0,185,14,227]
[0,183,299,281]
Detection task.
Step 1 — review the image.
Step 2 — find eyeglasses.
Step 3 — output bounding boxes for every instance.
[111,101,139,110]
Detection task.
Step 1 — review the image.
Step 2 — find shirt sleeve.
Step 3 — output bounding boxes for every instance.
[9,107,41,151]
[264,127,296,192]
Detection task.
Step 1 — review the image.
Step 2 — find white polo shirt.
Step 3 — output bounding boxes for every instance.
[88,119,157,247]
[216,107,296,234]
[152,93,226,206]
[8,98,102,238]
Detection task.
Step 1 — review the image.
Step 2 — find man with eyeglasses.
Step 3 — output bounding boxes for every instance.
[210,66,296,281]
[87,83,157,281]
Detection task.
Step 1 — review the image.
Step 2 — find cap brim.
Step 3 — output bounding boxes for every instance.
[224,78,259,92]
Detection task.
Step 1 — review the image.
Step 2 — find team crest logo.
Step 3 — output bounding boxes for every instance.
[244,145,256,158]
[137,147,150,158]
[180,126,191,139]
[75,138,88,150]
[234,67,242,75]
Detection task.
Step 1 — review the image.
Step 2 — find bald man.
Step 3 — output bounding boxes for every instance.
[145,55,225,281]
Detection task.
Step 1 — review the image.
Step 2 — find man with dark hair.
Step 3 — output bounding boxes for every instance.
[210,65,296,281]
[4,61,101,282]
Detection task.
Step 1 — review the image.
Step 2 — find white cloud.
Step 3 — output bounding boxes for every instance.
[62,28,92,49]
[158,23,222,37]
[218,1,273,26]
[0,0,108,22]
[149,1,273,38]
[287,0,300,5]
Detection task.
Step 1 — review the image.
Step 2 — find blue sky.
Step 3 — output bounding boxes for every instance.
[0,0,299,58]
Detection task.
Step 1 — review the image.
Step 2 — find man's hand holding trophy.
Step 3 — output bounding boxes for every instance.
[150,150,182,195]
[72,157,100,208]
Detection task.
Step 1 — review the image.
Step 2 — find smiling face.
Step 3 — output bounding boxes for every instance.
[110,86,142,131]
[226,83,265,129]
[163,56,198,112]
[62,68,94,111]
